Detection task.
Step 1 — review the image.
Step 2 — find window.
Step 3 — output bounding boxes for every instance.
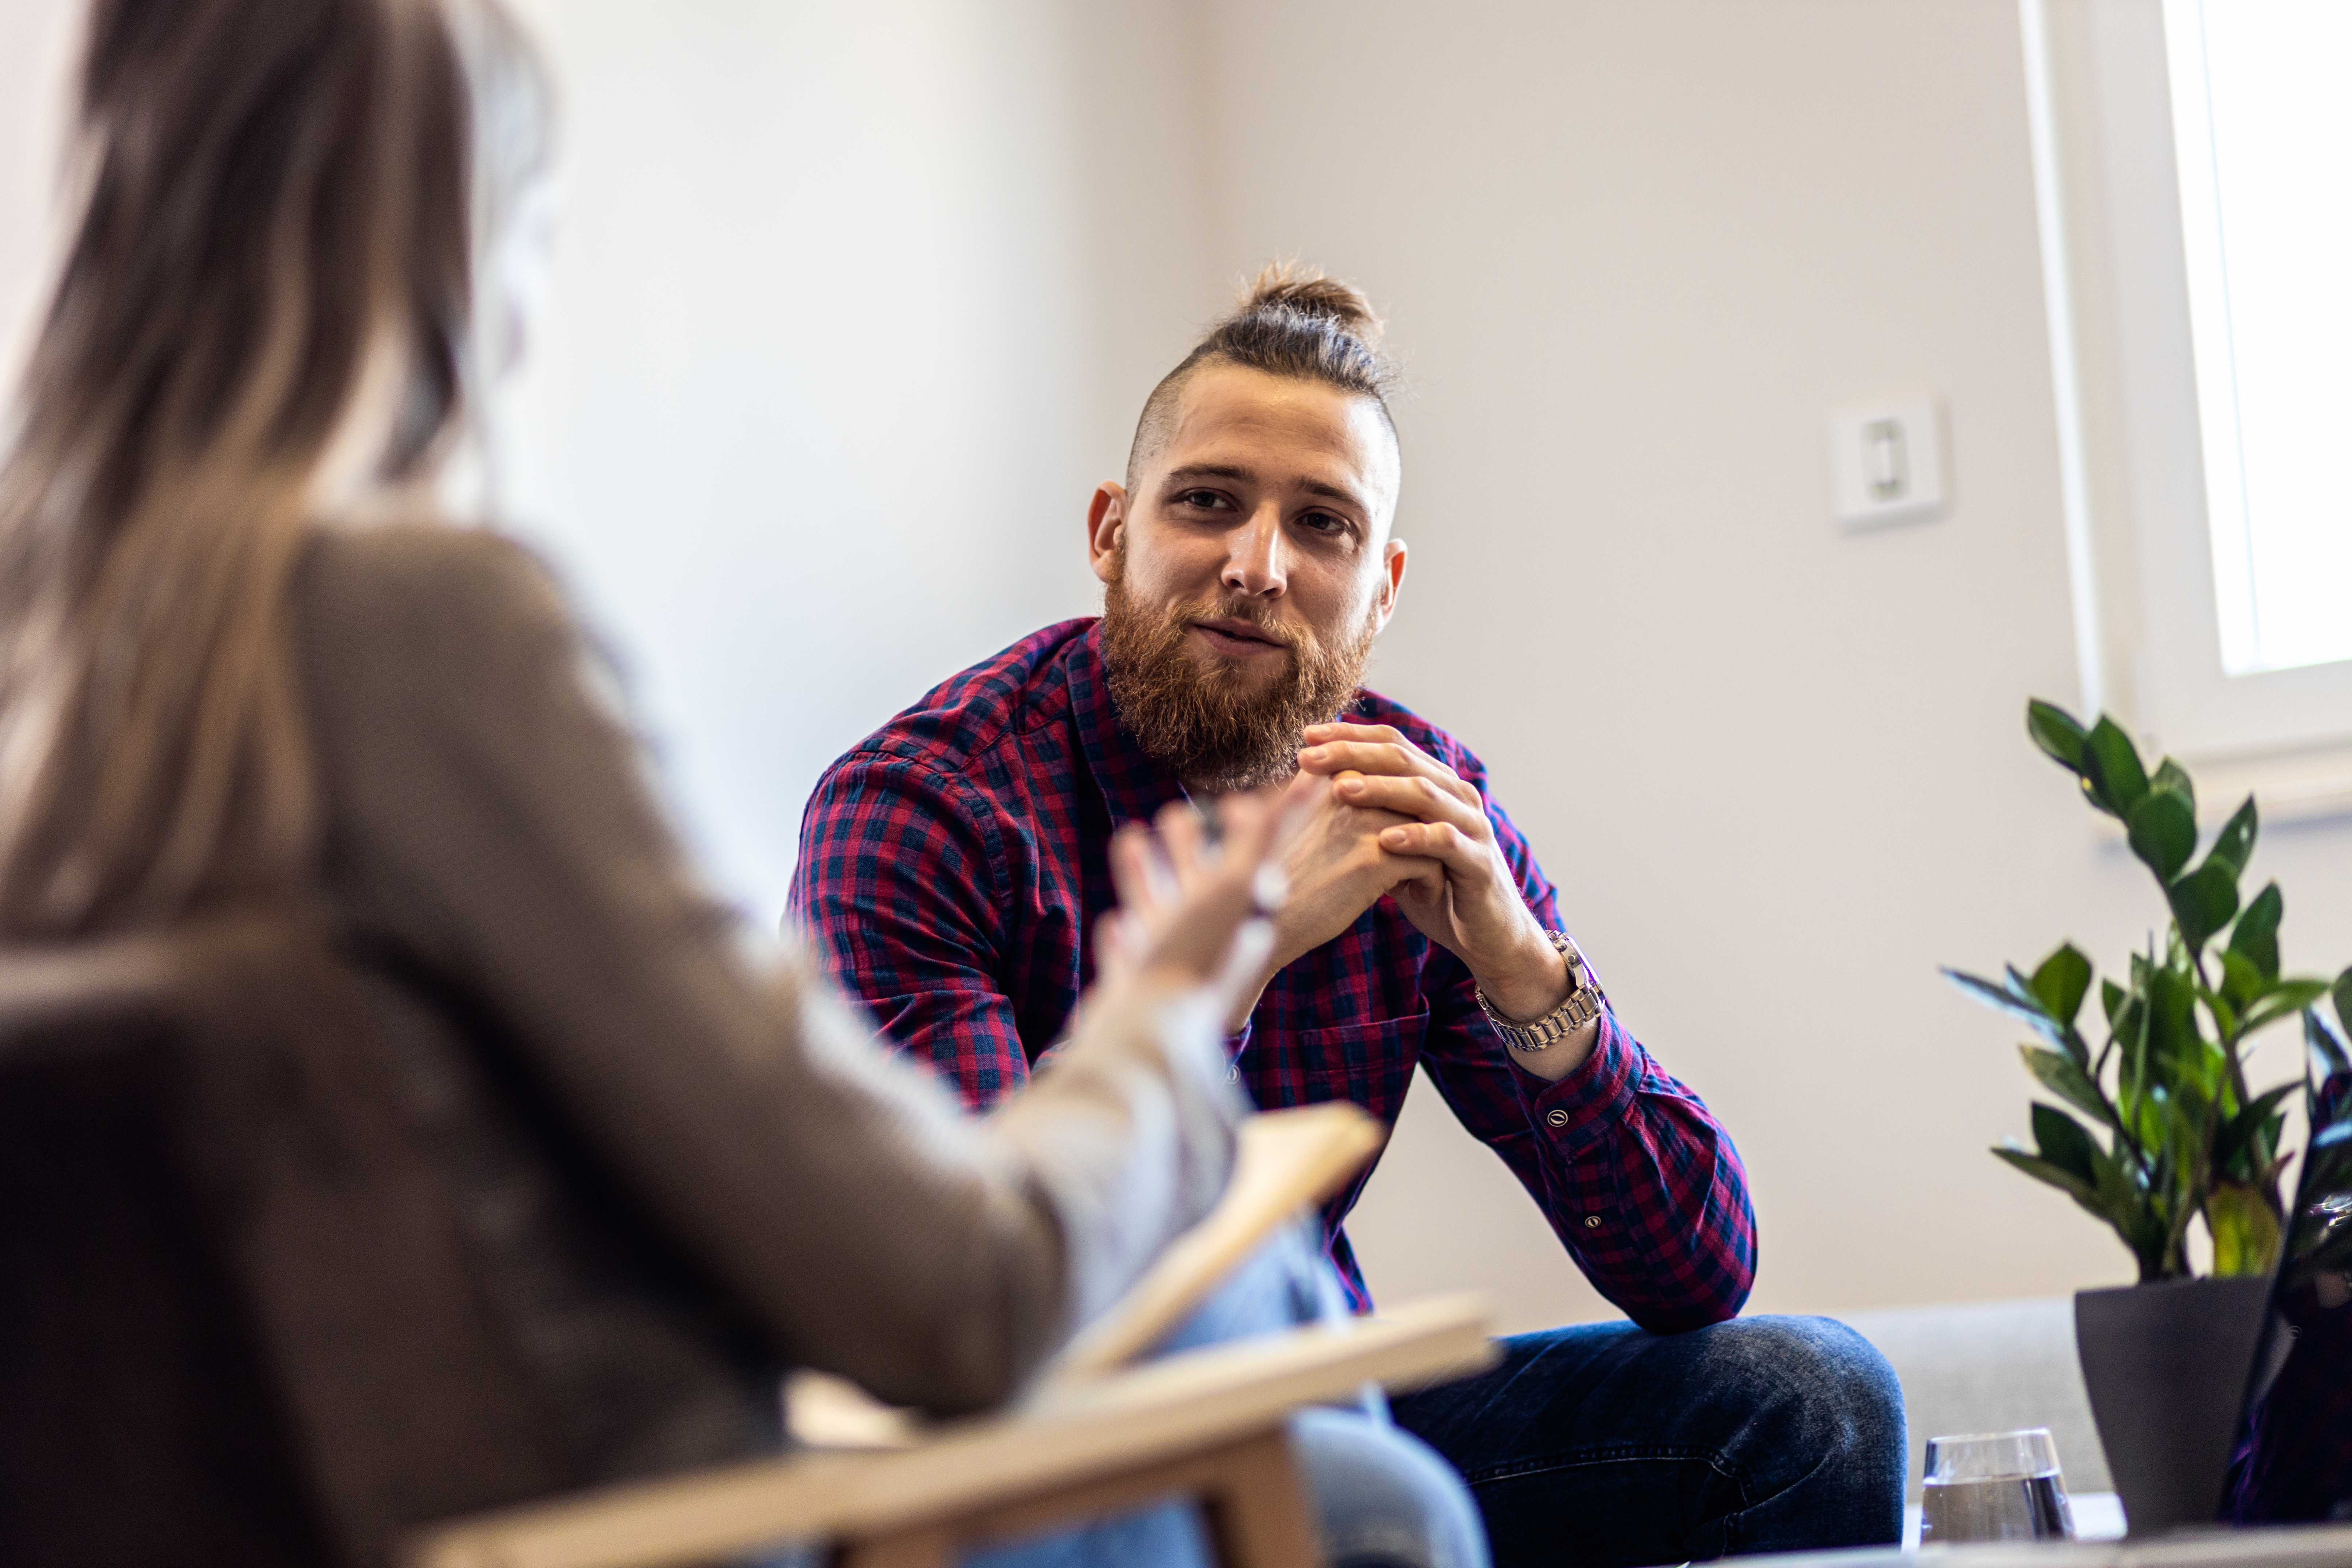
[2028,0,2352,802]
[2166,0,2352,679]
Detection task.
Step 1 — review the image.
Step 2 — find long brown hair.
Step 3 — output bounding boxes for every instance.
[0,0,548,938]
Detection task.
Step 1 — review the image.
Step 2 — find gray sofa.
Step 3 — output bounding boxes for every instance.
[1840,1296,2125,1540]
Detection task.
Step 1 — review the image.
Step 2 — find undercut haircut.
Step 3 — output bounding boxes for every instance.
[1124,262,1401,490]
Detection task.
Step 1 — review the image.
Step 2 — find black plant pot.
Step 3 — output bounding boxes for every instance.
[2075,1277,2274,1534]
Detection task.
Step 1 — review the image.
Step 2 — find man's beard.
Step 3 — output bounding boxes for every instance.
[1099,563,1378,793]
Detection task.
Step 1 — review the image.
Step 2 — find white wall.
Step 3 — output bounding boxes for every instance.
[0,0,74,394]
[492,0,1118,914]
[5,0,2349,1333]
[1216,0,2352,1328]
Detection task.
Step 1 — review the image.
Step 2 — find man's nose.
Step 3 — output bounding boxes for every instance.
[1220,506,1288,599]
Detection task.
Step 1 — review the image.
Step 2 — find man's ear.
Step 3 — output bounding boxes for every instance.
[1373,538,1408,630]
[1087,483,1127,585]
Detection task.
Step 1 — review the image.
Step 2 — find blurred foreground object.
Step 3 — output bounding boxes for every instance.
[789,1102,1387,1450]
[416,1297,1495,1568]
[0,930,1489,1566]
[0,921,575,1567]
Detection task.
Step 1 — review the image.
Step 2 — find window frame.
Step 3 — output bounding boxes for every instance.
[2025,0,2352,819]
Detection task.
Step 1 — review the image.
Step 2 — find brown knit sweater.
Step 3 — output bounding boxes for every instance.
[291,522,1240,1483]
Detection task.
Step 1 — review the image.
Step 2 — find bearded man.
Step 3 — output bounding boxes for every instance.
[788,267,1904,1568]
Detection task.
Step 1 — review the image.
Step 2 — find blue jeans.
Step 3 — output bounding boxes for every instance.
[964,1227,1487,1568]
[1389,1315,1906,1568]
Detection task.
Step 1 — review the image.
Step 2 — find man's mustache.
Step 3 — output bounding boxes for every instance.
[1176,599,1305,652]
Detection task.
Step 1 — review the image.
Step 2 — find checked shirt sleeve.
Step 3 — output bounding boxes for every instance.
[1414,784,1758,1333]
[789,755,1033,1106]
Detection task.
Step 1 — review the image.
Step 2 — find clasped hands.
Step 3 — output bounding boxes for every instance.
[1083,722,1594,1081]
[1263,720,1571,1022]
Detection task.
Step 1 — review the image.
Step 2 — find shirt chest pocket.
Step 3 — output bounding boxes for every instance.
[1271,1007,1429,1126]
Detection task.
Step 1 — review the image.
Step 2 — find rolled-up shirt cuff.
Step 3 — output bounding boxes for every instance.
[1512,1007,1638,1153]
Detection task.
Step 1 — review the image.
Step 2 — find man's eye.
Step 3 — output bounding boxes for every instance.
[1178,490,1230,511]
[1300,511,1349,535]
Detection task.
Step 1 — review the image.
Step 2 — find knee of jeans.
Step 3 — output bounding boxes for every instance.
[1153,1225,1331,1355]
[1791,1317,1904,1433]
[1717,1316,1907,1461]
[1289,1407,1490,1568]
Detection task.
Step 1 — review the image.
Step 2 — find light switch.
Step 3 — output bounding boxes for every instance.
[1826,398,1946,528]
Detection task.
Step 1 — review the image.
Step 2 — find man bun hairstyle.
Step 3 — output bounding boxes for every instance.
[1125,262,1399,488]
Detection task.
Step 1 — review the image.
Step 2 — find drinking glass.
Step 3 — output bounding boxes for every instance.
[1919,1428,2077,1545]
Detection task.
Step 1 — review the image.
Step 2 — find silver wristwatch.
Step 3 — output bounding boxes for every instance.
[1475,932,1604,1054]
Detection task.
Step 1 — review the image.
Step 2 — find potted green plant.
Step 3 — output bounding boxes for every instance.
[1945,699,2339,1534]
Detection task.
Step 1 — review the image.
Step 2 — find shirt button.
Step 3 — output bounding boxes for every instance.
[1583,1214,1603,1229]
[1545,1108,1570,1129]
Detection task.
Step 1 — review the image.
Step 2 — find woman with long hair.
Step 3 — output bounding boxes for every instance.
[0,3,1484,1565]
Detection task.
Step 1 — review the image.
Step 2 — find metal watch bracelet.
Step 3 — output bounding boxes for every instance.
[1475,932,1603,1054]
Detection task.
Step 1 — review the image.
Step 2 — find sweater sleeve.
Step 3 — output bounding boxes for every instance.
[294,526,1238,1413]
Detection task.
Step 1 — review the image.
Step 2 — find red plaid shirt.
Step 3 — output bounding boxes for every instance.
[788,619,1755,1329]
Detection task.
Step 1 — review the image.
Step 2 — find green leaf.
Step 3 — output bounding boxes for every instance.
[2032,1102,2100,1184]
[2207,1180,2284,1277]
[2169,861,2242,952]
[2127,791,2197,881]
[2080,717,2149,817]
[2206,795,2259,880]
[2114,995,2148,1100]
[2220,950,2266,1014]
[2022,1044,2115,1129]
[1993,1144,2101,1210]
[2128,1081,2171,1153]
[2144,964,2202,1071]
[1943,968,2076,1056]
[2230,883,2284,981]
[2335,965,2352,1037]
[2151,758,2197,816]
[2027,700,2089,774]
[2239,979,2333,1038]
[2009,965,2094,1059]
[1945,966,2046,1021]
[2165,1077,2213,1169]
[2030,944,2094,1031]
[2202,985,2240,1042]
[2102,978,2127,1026]
[2215,1082,2299,1177]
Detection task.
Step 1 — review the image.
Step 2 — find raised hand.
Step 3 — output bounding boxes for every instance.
[1091,791,1291,1028]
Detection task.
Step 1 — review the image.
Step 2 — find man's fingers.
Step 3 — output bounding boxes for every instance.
[1270,769,1326,825]
[1335,772,1488,833]
[1297,738,1464,792]
[1302,721,1405,747]
[1298,739,1427,775]
[1378,820,1491,881]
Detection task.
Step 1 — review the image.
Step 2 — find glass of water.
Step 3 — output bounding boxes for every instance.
[1920,1428,2076,1545]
